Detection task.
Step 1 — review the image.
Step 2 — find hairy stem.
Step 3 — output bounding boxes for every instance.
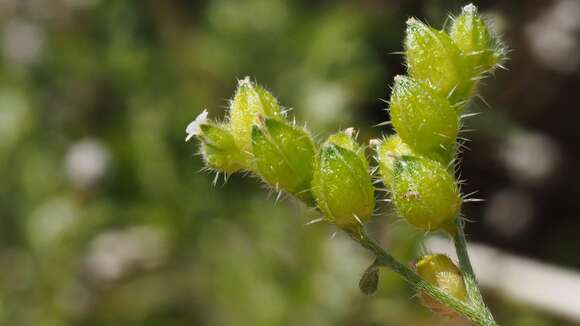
[452,220,497,323]
[347,230,498,326]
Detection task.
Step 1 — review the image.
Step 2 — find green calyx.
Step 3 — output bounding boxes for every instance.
[198,123,246,174]
[450,4,504,76]
[376,135,412,188]
[252,118,316,203]
[312,143,375,232]
[405,18,473,104]
[229,77,284,164]
[389,75,459,161]
[325,128,366,164]
[391,156,461,231]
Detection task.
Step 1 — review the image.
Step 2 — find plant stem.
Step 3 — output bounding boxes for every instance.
[452,220,497,323]
[347,230,498,326]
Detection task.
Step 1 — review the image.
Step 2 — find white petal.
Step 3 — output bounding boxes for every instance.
[185,109,208,142]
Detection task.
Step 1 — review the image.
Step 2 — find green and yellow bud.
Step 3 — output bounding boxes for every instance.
[376,135,412,188]
[405,18,473,103]
[312,142,375,231]
[252,118,316,203]
[229,77,284,162]
[450,4,502,75]
[389,76,459,161]
[416,254,467,316]
[391,156,461,231]
[198,122,246,174]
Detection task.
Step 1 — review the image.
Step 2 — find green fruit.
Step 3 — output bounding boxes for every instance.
[450,4,503,75]
[312,144,375,231]
[376,135,412,188]
[229,77,284,164]
[252,118,316,203]
[325,128,366,164]
[391,156,461,230]
[389,76,458,160]
[199,123,245,174]
[405,18,473,103]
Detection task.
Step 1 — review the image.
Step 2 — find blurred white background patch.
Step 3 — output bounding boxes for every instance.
[525,0,580,74]
[65,139,110,190]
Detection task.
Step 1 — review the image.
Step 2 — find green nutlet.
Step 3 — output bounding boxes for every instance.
[405,18,473,104]
[416,254,467,317]
[312,140,375,231]
[450,4,503,75]
[389,76,459,161]
[375,135,412,188]
[229,77,284,164]
[391,156,461,231]
[252,118,316,203]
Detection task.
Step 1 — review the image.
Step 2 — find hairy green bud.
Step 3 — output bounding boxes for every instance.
[312,143,375,231]
[416,254,467,316]
[252,118,316,203]
[325,127,366,163]
[375,135,412,188]
[405,18,473,103]
[389,76,458,160]
[391,156,461,231]
[450,4,502,75]
[198,122,246,174]
[229,77,284,162]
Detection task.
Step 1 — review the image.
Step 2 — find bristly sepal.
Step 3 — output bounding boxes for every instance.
[251,117,316,204]
[449,4,506,76]
[404,18,473,104]
[229,77,285,166]
[312,134,375,232]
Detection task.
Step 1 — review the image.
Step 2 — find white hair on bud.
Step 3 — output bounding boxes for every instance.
[185,109,208,142]
[344,127,355,137]
[238,76,252,86]
[369,139,381,148]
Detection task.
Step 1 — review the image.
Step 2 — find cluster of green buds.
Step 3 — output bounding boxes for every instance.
[187,4,505,322]
[375,3,504,233]
[187,76,374,231]
[186,77,317,203]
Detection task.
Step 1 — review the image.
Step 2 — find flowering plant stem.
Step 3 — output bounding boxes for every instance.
[346,227,498,326]
[452,221,497,324]
[189,4,507,323]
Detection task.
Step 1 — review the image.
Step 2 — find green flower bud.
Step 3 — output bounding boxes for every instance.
[450,4,503,75]
[389,76,459,160]
[416,254,467,316]
[391,156,461,231]
[405,18,473,103]
[325,127,366,164]
[229,77,284,161]
[198,122,246,174]
[375,135,412,188]
[312,142,375,232]
[252,118,316,203]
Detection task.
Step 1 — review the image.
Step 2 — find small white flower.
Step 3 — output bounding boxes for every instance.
[185,109,208,142]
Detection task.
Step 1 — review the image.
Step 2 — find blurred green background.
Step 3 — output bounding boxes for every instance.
[1,0,580,325]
